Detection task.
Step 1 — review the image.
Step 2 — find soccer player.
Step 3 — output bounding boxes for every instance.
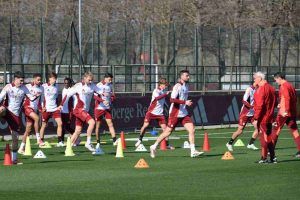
[252,71,276,163]
[272,72,300,158]
[39,72,64,147]
[18,73,44,154]
[94,73,117,148]
[61,71,96,152]
[61,77,75,143]
[149,70,203,158]
[0,72,39,164]
[135,78,174,149]
[226,82,259,151]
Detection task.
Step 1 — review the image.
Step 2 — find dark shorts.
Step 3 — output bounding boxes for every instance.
[61,112,73,124]
[144,112,166,125]
[94,109,112,121]
[42,110,61,123]
[73,109,92,127]
[167,115,193,129]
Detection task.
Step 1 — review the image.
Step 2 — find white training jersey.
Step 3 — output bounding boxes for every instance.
[23,83,43,112]
[61,87,73,113]
[94,81,113,110]
[63,82,96,112]
[241,85,256,116]
[42,83,59,112]
[0,83,31,116]
[147,88,168,116]
[169,82,189,118]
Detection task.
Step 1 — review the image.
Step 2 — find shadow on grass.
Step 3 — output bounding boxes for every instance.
[278,159,300,163]
[30,159,94,164]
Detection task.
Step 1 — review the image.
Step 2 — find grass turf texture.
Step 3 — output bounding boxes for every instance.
[0,127,299,200]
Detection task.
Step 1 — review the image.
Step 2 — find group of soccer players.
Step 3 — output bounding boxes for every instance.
[0,69,299,164]
[0,71,117,164]
[225,71,300,163]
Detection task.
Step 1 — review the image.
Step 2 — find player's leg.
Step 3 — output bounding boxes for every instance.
[95,120,101,144]
[150,126,173,158]
[85,118,95,151]
[286,118,300,157]
[105,118,117,145]
[183,121,204,157]
[162,123,175,150]
[39,122,47,146]
[29,111,41,143]
[258,123,276,163]
[18,122,32,154]
[135,121,150,147]
[247,120,259,150]
[71,125,82,145]
[226,115,247,151]
[54,117,64,146]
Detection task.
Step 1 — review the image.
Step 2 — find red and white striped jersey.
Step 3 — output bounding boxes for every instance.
[0,83,31,116]
[241,85,256,116]
[62,82,96,112]
[147,88,168,116]
[169,82,189,118]
[42,83,59,112]
[94,81,114,110]
[61,87,74,114]
[23,83,43,112]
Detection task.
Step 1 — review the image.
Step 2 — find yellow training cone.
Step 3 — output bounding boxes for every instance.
[24,136,32,156]
[115,139,124,158]
[64,137,75,156]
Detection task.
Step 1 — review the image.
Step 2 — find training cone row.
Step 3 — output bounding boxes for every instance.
[202,132,210,152]
[116,138,124,158]
[120,131,126,149]
[222,151,234,160]
[24,136,32,156]
[134,158,149,169]
[3,144,12,166]
[65,137,75,156]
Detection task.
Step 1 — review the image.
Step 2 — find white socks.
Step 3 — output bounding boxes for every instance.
[20,142,25,150]
[190,144,196,152]
[36,133,40,140]
[86,136,91,144]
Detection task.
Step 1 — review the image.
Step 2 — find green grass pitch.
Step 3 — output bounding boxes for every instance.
[0,127,299,200]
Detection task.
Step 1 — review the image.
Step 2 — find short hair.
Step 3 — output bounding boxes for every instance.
[104,72,113,78]
[64,77,73,84]
[273,72,285,79]
[33,73,42,78]
[180,69,189,77]
[158,77,169,86]
[84,71,93,78]
[253,71,265,80]
[48,72,57,79]
[14,71,24,79]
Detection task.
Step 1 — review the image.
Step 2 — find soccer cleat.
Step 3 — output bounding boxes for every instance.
[269,157,278,164]
[190,150,204,158]
[38,140,45,148]
[295,151,300,158]
[150,145,156,158]
[85,143,95,152]
[135,139,142,147]
[12,160,23,165]
[56,141,66,147]
[256,158,268,164]
[247,144,259,150]
[226,143,233,152]
[113,139,118,146]
[167,144,175,150]
[17,148,25,155]
[93,143,105,155]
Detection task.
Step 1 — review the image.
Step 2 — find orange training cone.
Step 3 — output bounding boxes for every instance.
[3,144,13,166]
[160,139,167,150]
[202,132,210,151]
[134,158,149,169]
[120,131,126,149]
[222,151,234,160]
